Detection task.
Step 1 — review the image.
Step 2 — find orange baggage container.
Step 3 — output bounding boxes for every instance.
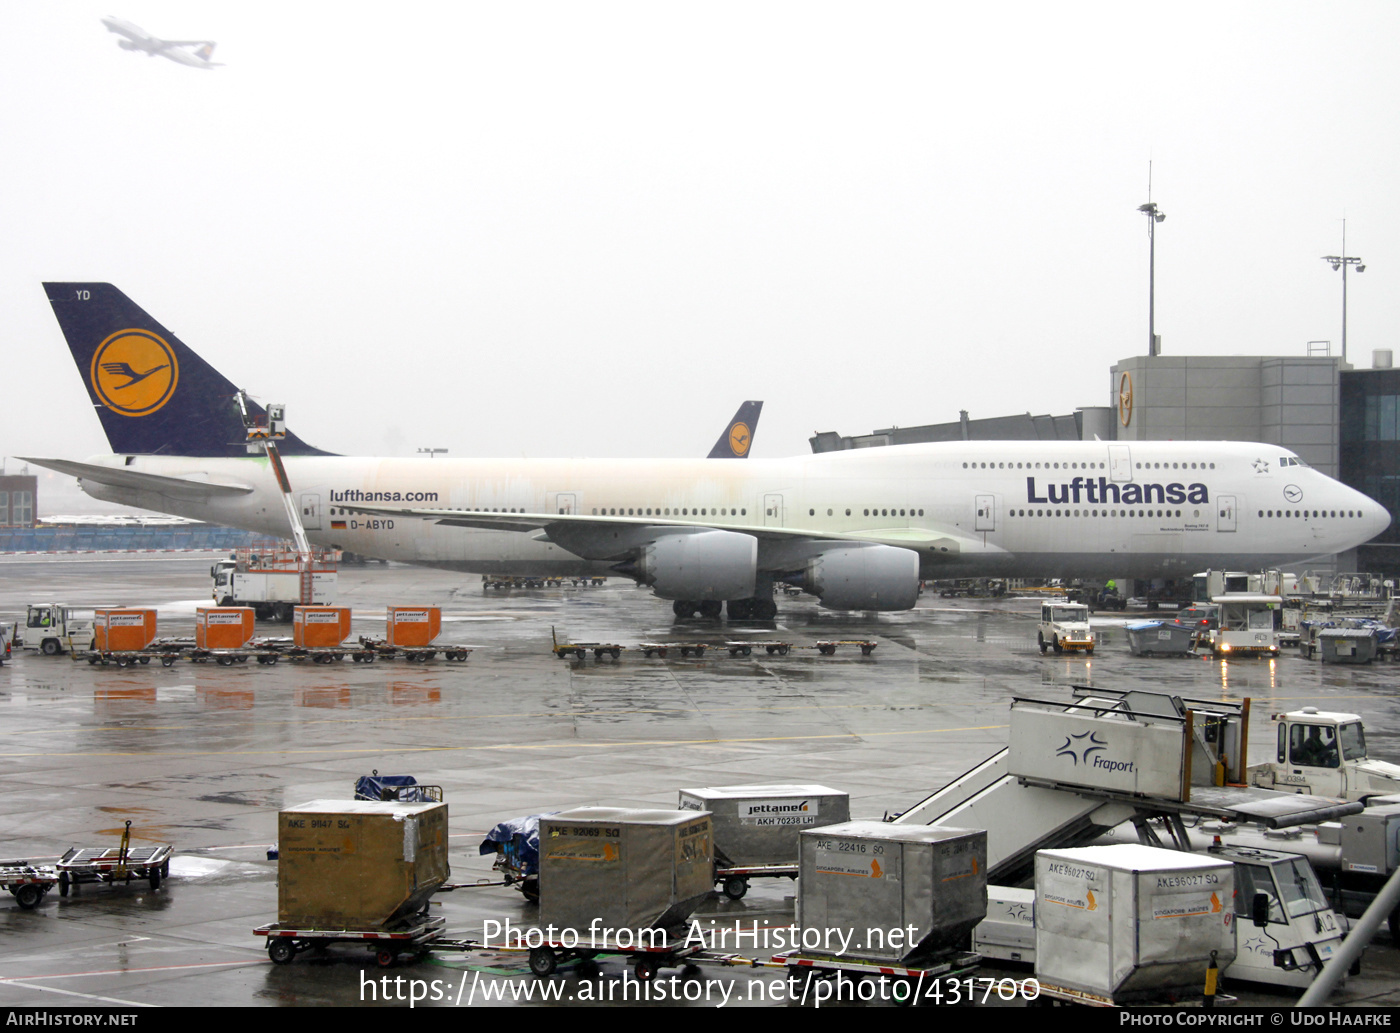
[196,607,256,649]
[94,609,157,652]
[386,607,441,647]
[293,606,352,648]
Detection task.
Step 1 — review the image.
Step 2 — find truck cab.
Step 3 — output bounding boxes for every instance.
[1248,708,1400,801]
[21,604,96,655]
[1038,602,1093,655]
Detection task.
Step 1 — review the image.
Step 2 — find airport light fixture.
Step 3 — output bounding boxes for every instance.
[1321,221,1365,365]
[417,448,448,459]
[1138,202,1166,357]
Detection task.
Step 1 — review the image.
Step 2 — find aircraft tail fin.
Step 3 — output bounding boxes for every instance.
[707,400,762,458]
[43,282,332,458]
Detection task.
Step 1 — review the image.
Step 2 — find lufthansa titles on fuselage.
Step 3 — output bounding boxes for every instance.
[1026,476,1210,507]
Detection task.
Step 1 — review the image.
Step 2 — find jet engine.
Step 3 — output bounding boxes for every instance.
[636,530,756,601]
[804,544,920,611]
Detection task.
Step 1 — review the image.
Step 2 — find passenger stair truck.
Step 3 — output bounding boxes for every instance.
[892,687,1363,886]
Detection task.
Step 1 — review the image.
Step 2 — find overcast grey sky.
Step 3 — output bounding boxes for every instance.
[4,2,1398,488]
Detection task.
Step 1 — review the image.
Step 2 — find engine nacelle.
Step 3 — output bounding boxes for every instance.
[805,544,920,611]
[638,530,756,601]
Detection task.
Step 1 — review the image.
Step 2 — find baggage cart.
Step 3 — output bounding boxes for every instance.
[1,864,60,909]
[56,821,173,896]
[637,641,707,658]
[1124,620,1200,657]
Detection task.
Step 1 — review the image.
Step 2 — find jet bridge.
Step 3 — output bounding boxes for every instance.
[892,686,1363,884]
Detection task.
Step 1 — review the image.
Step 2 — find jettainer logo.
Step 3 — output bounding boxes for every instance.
[1026,476,1210,506]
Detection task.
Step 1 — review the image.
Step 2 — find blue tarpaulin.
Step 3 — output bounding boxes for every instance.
[478,814,549,875]
[354,773,430,802]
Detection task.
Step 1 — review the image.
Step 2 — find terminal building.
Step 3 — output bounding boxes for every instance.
[813,347,1399,578]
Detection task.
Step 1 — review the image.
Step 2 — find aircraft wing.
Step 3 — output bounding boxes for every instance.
[340,503,992,557]
[20,457,255,500]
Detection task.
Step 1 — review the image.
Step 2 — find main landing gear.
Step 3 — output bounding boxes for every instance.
[672,597,778,620]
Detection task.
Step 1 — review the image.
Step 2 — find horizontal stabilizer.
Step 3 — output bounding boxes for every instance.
[20,457,255,500]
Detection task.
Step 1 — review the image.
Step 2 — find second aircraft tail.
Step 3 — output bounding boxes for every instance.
[707,401,763,458]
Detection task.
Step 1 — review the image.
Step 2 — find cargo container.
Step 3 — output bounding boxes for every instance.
[797,821,987,963]
[293,606,352,648]
[386,607,441,647]
[278,799,450,930]
[677,783,849,867]
[1124,620,1199,656]
[195,607,256,649]
[1034,844,1235,1005]
[538,808,713,935]
[94,608,157,652]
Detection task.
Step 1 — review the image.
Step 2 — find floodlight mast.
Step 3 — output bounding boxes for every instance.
[1321,220,1365,366]
[1138,201,1166,357]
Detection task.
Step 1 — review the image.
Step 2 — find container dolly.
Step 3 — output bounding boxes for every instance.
[551,628,622,660]
[713,861,797,899]
[0,863,60,909]
[813,639,878,656]
[774,947,980,1006]
[637,641,709,658]
[523,931,705,981]
[55,820,173,896]
[358,637,473,663]
[723,640,792,657]
[255,915,498,967]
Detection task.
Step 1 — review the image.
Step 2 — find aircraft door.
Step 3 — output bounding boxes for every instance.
[1109,445,1133,482]
[764,494,785,527]
[299,493,322,530]
[975,494,996,532]
[548,492,578,515]
[1216,495,1237,533]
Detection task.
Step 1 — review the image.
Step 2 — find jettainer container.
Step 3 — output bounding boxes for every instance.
[797,821,987,962]
[1034,844,1236,1004]
[293,606,352,648]
[386,607,441,647]
[539,808,713,934]
[94,609,157,652]
[195,607,255,649]
[277,799,450,929]
[677,784,849,866]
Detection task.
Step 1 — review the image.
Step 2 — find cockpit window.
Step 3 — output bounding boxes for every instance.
[1279,456,1310,468]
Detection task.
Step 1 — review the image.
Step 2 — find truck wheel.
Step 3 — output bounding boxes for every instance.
[1038,633,1048,654]
[722,877,749,900]
[148,869,162,890]
[41,639,60,656]
[1052,636,1063,654]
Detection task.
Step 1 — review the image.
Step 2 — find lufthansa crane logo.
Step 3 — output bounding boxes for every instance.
[90,329,179,416]
[729,421,752,457]
[1284,484,1303,503]
[1118,372,1133,427]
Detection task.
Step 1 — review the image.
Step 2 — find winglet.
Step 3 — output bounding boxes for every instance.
[707,401,762,459]
[43,283,331,457]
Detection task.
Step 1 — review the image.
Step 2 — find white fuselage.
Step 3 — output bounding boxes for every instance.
[75,440,1389,580]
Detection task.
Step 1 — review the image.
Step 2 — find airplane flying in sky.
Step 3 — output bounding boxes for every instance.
[101,17,222,69]
[25,283,1391,619]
